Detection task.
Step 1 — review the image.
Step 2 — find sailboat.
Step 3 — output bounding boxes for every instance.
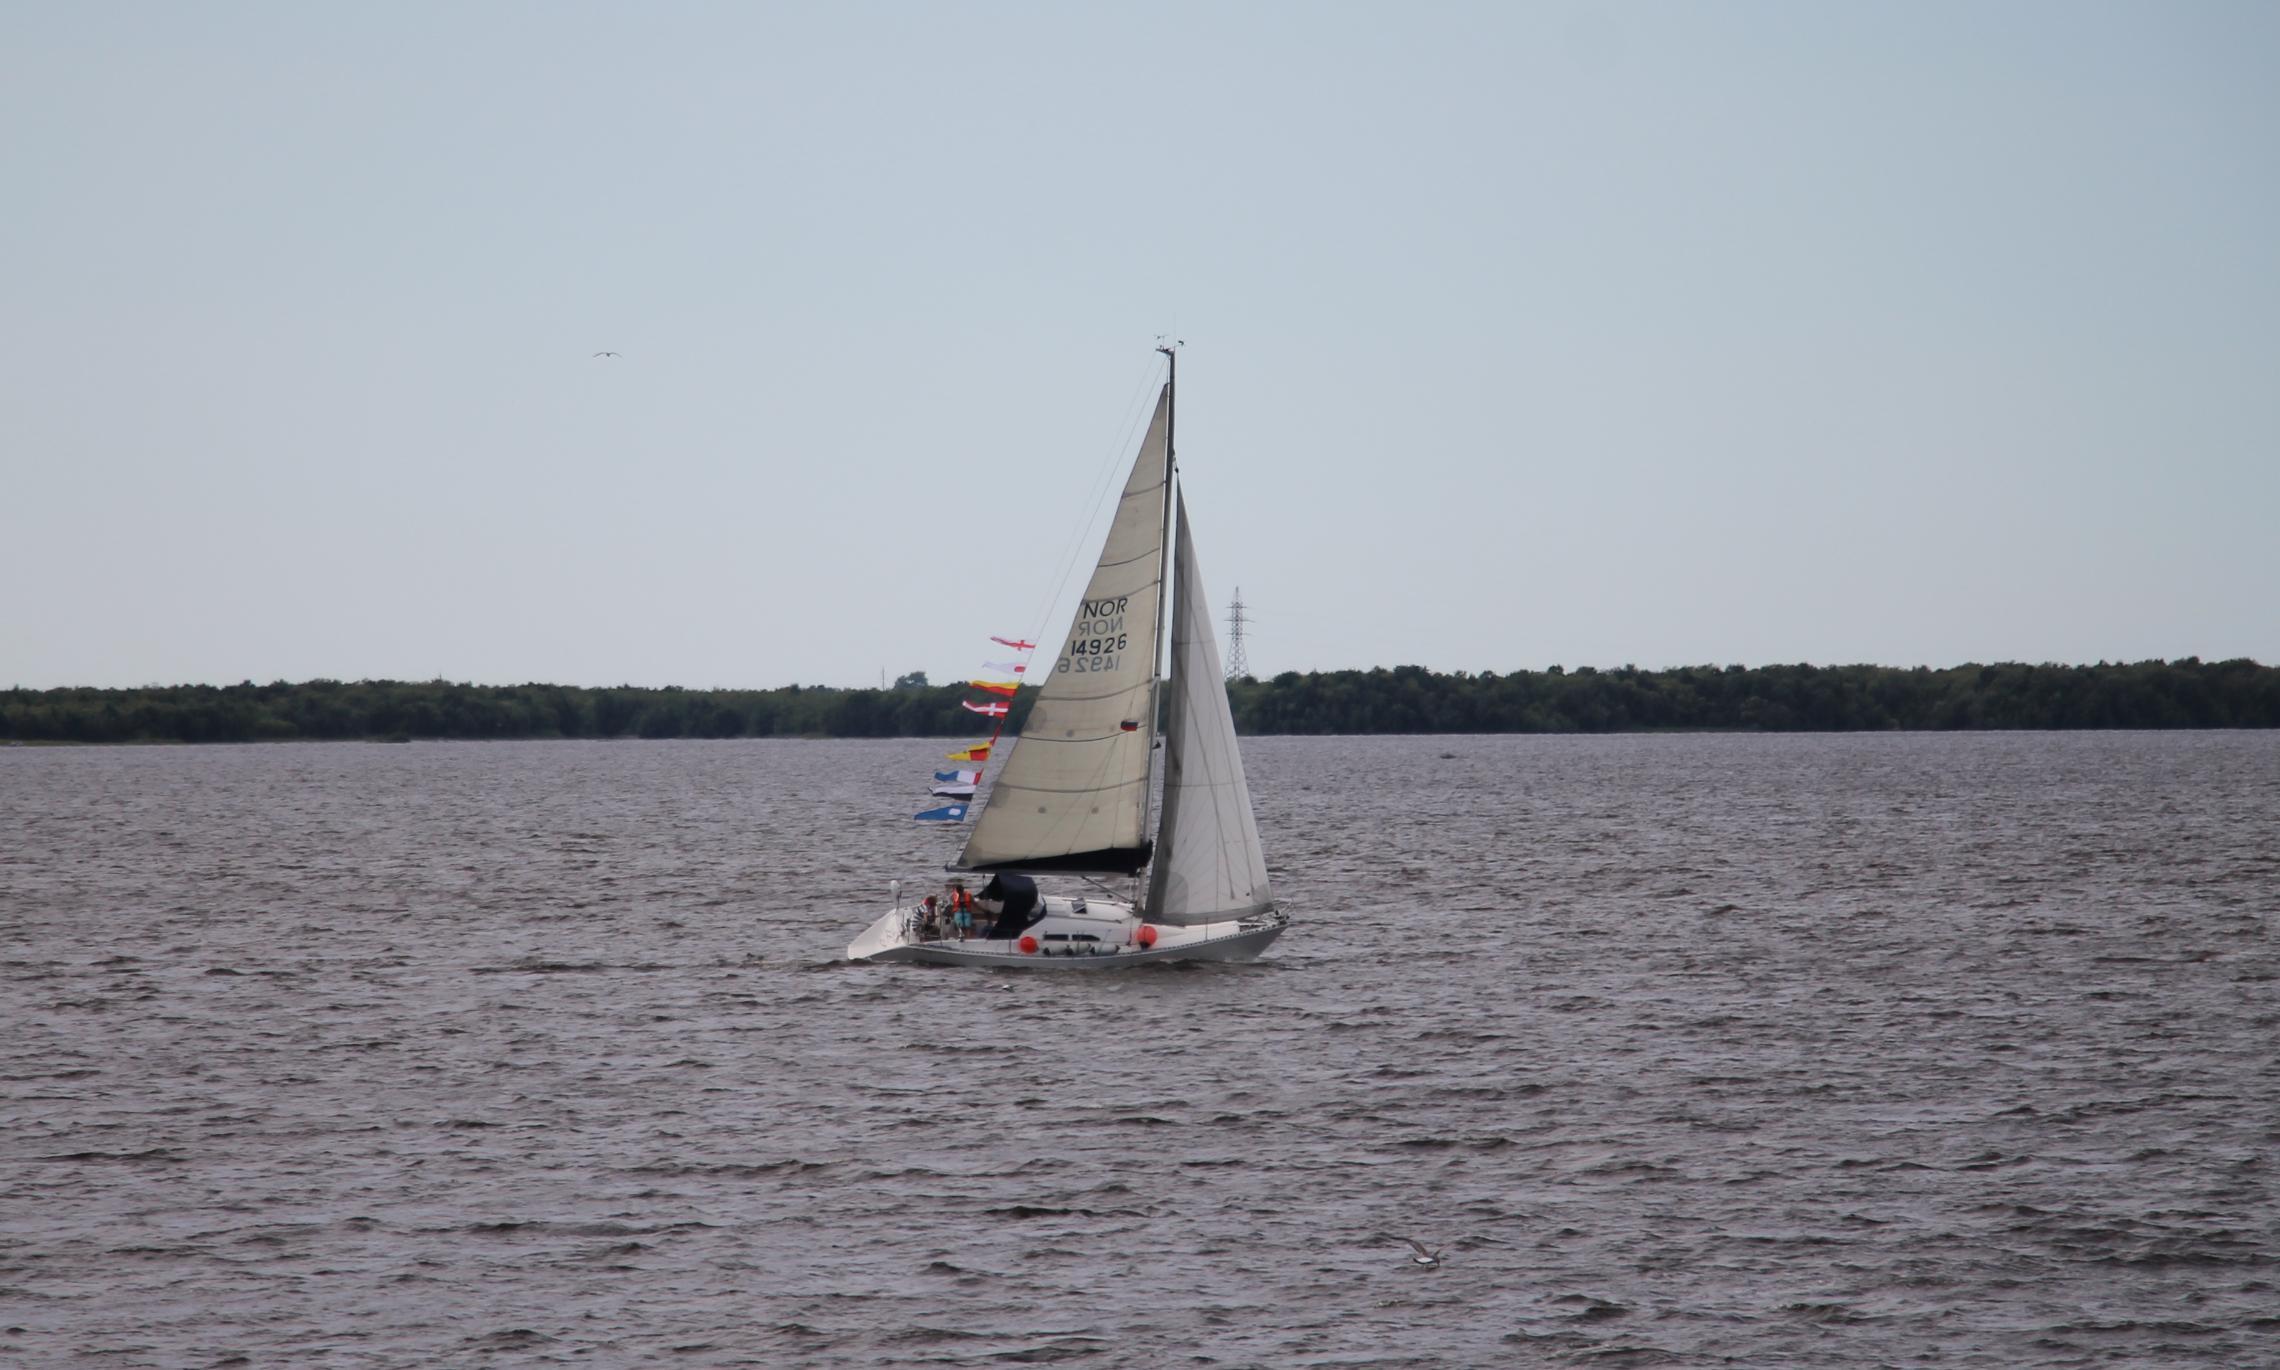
[847,349,1286,968]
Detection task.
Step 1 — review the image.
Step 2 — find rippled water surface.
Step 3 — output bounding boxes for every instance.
[4,733,2277,1367]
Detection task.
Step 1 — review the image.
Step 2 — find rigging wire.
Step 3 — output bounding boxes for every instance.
[960,349,1168,863]
[1015,350,1169,657]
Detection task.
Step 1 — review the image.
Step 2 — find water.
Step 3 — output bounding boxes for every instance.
[4,733,2276,1367]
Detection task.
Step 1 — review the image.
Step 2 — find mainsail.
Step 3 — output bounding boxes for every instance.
[955,387,1171,874]
[1145,493,1274,924]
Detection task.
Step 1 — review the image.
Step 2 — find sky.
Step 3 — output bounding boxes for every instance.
[4,2,2275,690]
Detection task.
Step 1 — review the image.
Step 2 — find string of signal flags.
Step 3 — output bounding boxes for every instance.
[913,636,1035,823]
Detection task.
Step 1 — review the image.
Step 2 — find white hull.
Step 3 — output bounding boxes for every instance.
[847,896,1286,970]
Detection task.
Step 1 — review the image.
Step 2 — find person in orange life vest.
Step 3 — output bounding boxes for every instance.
[947,881,976,939]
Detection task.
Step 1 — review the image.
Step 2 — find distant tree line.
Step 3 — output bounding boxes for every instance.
[2,659,2273,745]
[0,678,1014,745]
[1225,659,2279,733]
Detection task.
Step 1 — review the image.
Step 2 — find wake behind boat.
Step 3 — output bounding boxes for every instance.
[847,348,1287,969]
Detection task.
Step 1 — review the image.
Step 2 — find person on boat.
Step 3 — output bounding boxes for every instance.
[977,873,1042,941]
[946,880,976,925]
[917,894,941,941]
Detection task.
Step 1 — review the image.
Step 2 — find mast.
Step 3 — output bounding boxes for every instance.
[1153,343,1178,684]
[1144,343,1179,888]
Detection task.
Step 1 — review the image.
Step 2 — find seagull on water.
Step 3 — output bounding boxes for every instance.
[1404,1239,1444,1267]
[593,351,621,358]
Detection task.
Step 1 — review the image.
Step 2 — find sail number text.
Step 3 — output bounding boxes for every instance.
[1058,597,1130,674]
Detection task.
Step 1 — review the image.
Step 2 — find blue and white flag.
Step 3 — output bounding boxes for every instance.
[933,769,981,784]
[914,803,969,823]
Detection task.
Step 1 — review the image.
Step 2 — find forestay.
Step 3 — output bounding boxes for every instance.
[1144,494,1274,923]
[956,387,1170,875]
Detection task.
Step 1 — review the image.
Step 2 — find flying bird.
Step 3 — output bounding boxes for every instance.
[593,351,621,358]
[1404,1239,1443,1267]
